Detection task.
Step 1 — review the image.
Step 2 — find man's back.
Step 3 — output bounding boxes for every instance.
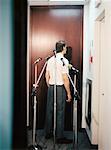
[46,53,69,85]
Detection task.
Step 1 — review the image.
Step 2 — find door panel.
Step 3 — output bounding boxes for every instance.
[99,18,105,150]
[29,6,83,130]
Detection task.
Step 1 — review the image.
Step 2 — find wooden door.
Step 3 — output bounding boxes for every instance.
[29,6,83,130]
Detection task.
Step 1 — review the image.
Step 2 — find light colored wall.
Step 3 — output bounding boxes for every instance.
[82,0,95,140]
[82,3,89,128]
[96,3,111,150]
[82,0,111,149]
[0,0,13,149]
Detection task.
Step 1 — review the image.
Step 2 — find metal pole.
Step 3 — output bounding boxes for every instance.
[29,61,48,150]
[73,74,78,149]
[53,52,57,149]
[33,96,37,145]
[67,73,78,149]
[32,63,38,146]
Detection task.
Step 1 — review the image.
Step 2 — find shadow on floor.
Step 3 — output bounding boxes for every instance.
[27,129,98,150]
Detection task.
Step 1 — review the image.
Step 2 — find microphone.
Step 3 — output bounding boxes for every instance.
[68,64,79,73]
[45,55,51,61]
[53,49,56,57]
[61,58,65,66]
[53,49,56,52]
[33,57,42,64]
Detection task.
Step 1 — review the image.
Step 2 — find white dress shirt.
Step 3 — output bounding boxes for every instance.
[46,53,69,85]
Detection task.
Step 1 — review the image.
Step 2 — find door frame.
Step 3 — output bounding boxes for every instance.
[94,10,105,147]
[98,15,105,150]
[27,1,83,127]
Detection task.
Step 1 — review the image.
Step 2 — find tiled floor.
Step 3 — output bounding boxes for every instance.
[27,129,98,150]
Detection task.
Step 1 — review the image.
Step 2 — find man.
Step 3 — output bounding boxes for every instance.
[45,40,72,143]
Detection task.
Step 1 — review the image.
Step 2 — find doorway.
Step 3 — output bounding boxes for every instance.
[95,11,107,150]
[98,10,111,150]
[99,15,106,150]
[27,5,83,131]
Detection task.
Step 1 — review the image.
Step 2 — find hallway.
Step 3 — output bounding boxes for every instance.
[0,0,111,150]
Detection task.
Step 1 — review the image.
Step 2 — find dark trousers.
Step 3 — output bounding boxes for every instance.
[45,85,66,138]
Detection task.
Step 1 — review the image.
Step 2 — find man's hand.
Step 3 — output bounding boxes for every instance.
[66,93,72,102]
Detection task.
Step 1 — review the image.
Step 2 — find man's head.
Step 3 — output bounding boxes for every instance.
[55,40,67,55]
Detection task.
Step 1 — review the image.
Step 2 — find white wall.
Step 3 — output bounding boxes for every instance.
[82,3,89,129]
[82,0,111,149]
[82,0,96,142]
[97,3,111,150]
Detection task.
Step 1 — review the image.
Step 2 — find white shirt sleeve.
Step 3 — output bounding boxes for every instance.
[62,58,69,74]
[46,58,52,71]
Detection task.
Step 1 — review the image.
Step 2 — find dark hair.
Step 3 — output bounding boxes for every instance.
[64,46,72,62]
[55,40,66,53]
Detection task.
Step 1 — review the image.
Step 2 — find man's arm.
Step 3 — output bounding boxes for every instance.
[45,70,50,87]
[62,73,72,102]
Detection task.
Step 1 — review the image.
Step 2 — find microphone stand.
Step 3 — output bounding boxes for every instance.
[67,71,79,149]
[61,57,79,149]
[53,50,57,149]
[28,60,48,150]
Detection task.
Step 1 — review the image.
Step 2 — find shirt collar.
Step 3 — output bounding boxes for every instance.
[56,52,64,58]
